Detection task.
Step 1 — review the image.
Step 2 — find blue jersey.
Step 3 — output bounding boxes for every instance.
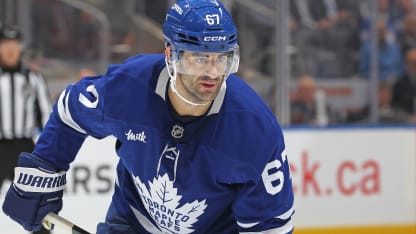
[33,54,294,233]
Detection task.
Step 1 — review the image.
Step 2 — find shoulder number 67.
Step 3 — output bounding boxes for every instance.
[262,160,284,195]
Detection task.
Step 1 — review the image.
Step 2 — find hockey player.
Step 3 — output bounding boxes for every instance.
[2,0,294,233]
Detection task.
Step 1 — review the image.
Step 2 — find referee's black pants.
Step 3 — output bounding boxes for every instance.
[0,139,50,234]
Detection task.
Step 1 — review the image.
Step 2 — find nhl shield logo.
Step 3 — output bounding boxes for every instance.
[171,124,184,138]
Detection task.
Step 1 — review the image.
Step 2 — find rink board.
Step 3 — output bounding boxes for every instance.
[285,127,416,234]
[0,127,415,233]
[295,224,416,234]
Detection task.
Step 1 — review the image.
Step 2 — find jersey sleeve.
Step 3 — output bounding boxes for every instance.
[233,130,294,234]
[33,68,116,170]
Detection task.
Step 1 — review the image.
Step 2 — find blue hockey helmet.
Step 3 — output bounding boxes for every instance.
[163,0,238,53]
[163,0,239,75]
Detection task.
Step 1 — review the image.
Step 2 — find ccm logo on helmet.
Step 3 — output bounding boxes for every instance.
[203,36,227,42]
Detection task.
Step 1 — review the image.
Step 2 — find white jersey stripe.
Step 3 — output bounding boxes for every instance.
[0,70,51,139]
[276,206,294,220]
[14,74,27,138]
[57,90,87,134]
[238,206,294,233]
[281,149,287,162]
[129,205,163,234]
[25,91,35,137]
[30,72,52,126]
[0,74,12,138]
[240,219,293,234]
[114,172,162,233]
[237,220,260,229]
[155,67,169,101]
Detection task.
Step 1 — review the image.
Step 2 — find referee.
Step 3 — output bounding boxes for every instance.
[0,25,51,234]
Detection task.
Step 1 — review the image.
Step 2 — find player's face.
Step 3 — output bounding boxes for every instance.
[0,40,22,67]
[175,51,229,103]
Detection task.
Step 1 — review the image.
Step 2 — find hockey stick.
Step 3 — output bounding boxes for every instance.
[42,212,91,234]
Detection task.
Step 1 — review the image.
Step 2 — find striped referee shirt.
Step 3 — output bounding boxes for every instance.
[0,65,51,140]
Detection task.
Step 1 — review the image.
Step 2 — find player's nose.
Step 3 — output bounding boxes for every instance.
[204,61,221,78]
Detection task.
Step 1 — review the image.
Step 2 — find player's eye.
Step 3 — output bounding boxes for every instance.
[215,54,228,63]
[193,56,208,64]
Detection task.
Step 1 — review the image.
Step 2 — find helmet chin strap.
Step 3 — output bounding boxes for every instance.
[165,58,210,107]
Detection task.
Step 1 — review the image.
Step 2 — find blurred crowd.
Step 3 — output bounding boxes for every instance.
[32,0,168,62]
[0,0,415,126]
[286,0,416,125]
[237,0,416,78]
[236,0,416,125]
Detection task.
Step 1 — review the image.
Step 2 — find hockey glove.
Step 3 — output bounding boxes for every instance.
[2,152,66,232]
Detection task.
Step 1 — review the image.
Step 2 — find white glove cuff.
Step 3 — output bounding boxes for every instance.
[13,167,66,193]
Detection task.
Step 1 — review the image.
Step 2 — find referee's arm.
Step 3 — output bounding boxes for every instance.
[32,72,52,128]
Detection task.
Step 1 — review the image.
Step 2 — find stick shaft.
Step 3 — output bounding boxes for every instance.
[43,212,91,234]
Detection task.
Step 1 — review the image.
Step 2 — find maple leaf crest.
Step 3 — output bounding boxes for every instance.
[133,173,207,234]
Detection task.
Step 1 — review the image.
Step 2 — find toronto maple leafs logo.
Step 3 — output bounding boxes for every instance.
[133,173,207,233]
